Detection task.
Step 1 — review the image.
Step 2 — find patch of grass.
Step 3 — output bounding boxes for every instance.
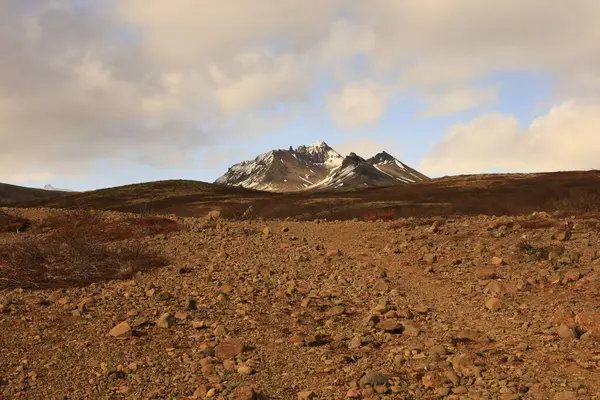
[0,235,168,289]
[34,210,183,241]
[0,210,31,232]
[0,210,176,289]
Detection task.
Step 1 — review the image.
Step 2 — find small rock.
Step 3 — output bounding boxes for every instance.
[186,297,197,311]
[156,312,175,328]
[297,391,316,400]
[379,320,404,334]
[229,386,257,400]
[491,256,505,265]
[557,324,578,339]
[346,389,360,398]
[485,297,504,311]
[215,338,244,360]
[327,249,342,257]
[109,322,131,337]
[359,370,389,387]
[475,267,497,279]
[423,253,437,264]
[558,229,572,241]
[422,372,445,388]
[263,226,271,235]
[207,210,221,220]
[329,305,346,316]
[237,365,254,375]
[192,320,206,329]
[554,391,577,400]
[281,226,290,232]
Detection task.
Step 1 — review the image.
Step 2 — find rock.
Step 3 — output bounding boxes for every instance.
[423,253,437,264]
[109,321,131,337]
[553,391,577,400]
[557,324,578,339]
[421,372,445,388]
[475,267,497,280]
[563,270,582,284]
[452,354,480,376]
[484,281,503,295]
[359,370,389,387]
[186,297,197,311]
[436,387,451,396]
[237,365,254,375]
[207,210,221,220]
[329,305,346,316]
[281,226,290,232]
[192,320,206,329]
[346,389,360,398]
[263,226,271,235]
[229,386,257,400]
[156,312,175,328]
[558,229,572,241]
[297,391,316,400]
[575,311,600,333]
[379,320,404,334]
[485,297,504,311]
[402,324,420,337]
[327,249,342,257]
[215,338,244,360]
[491,256,505,265]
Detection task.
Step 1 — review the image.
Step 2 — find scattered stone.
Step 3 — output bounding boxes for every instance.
[229,386,257,400]
[423,253,437,264]
[557,324,578,339]
[485,297,504,311]
[215,338,244,360]
[422,372,445,388]
[359,370,389,387]
[297,390,316,400]
[491,256,505,265]
[379,320,404,334]
[475,267,497,279]
[207,210,222,220]
[237,365,254,375]
[329,305,346,316]
[186,297,197,311]
[109,322,131,337]
[156,313,175,328]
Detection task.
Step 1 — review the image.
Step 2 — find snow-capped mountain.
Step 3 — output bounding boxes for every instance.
[43,184,76,192]
[214,141,429,192]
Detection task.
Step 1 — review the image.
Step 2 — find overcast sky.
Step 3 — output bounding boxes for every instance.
[2,1,600,190]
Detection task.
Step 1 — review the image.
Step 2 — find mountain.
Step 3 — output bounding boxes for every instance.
[215,141,429,192]
[43,184,77,192]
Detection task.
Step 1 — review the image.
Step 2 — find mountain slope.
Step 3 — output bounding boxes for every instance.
[215,142,429,192]
[0,183,68,206]
[367,151,431,184]
[215,141,344,191]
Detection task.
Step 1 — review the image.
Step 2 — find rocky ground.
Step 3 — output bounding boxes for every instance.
[1,208,600,399]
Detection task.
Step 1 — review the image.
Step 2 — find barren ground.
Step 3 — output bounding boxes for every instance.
[1,208,600,400]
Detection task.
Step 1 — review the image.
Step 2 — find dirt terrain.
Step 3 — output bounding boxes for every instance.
[12,171,600,220]
[1,207,600,399]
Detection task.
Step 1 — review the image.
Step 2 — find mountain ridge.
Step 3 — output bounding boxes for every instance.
[215,141,430,192]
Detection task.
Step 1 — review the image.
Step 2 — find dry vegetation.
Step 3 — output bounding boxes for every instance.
[0,210,178,289]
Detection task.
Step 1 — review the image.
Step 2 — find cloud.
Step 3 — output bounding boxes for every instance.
[2,1,600,182]
[332,138,404,160]
[419,100,600,176]
[418,84,500,117]
[327,81,391,129]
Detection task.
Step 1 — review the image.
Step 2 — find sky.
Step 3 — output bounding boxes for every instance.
[2,1,600,191]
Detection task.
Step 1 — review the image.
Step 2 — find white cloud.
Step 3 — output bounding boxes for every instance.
[418,84,500,117]
[2,1,600,182]
[419,100,600,176]
[327,81,391,129]
[332,138,404,160]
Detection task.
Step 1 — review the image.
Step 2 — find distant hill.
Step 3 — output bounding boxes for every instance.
[0,182,68,206]
[11,171,600,221]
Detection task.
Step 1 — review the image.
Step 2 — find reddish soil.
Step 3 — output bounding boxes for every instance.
[1,208,600,399]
